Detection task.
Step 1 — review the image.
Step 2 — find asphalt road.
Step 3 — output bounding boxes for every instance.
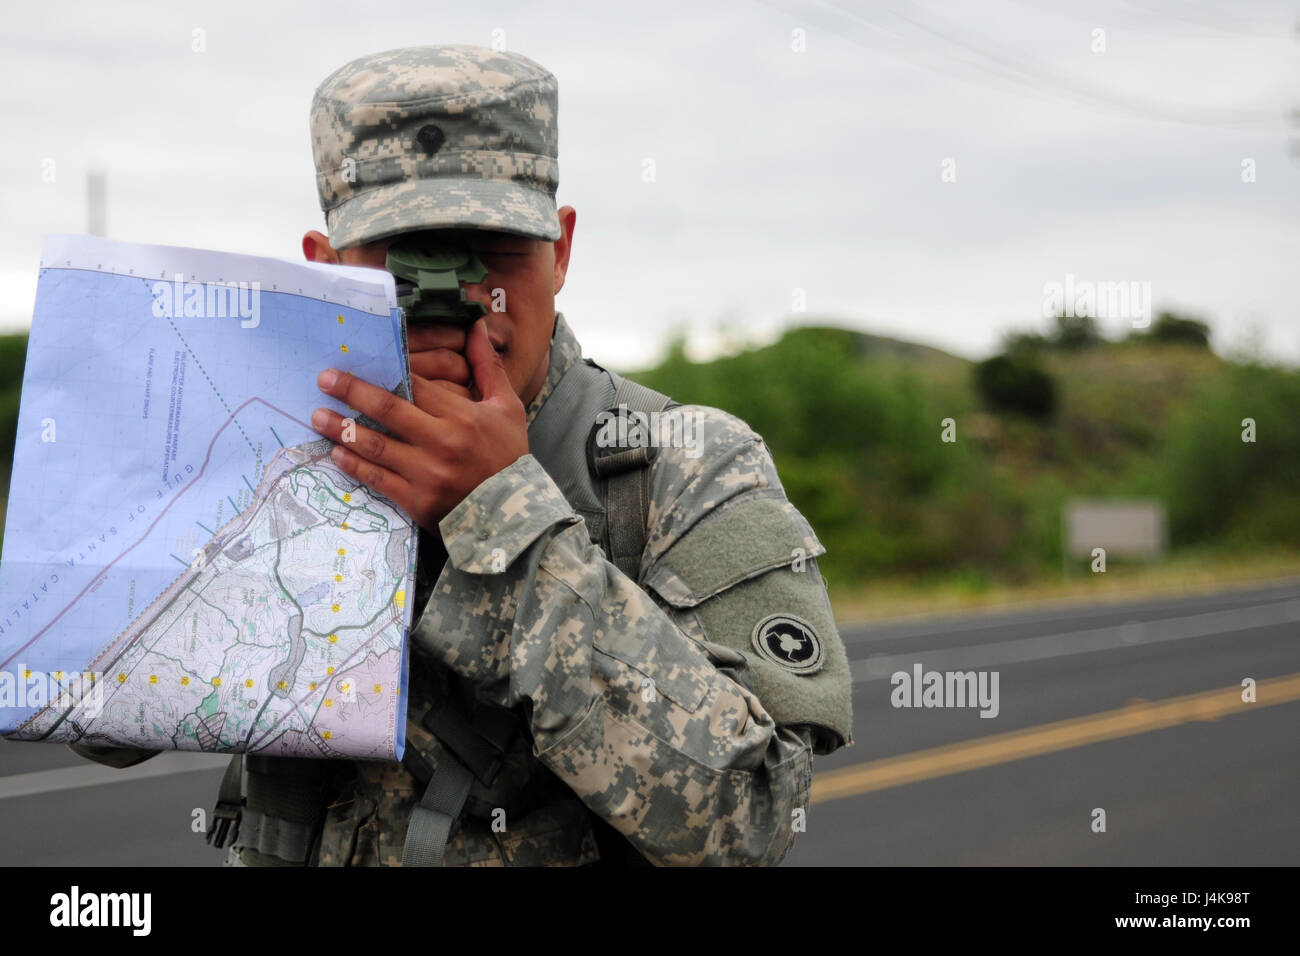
[788,578,1300,865]
[1,579,1296,866]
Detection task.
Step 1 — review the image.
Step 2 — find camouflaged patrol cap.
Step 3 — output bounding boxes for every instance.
[311,45,560,249]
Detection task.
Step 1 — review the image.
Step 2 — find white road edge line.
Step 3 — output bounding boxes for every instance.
[842,593,1300,643]
[852,600,1300,683]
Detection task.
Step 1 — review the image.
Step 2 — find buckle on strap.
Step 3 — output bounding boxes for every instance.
[587,410,657,479]
[404,698,519,788]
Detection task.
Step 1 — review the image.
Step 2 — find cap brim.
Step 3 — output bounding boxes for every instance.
[328,176,561,248]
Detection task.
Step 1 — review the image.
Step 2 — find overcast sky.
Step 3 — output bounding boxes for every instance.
[2,0,1297,368]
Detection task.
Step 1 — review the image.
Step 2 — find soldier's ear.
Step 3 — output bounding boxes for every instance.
[552,205,576,295]
[303,230,340,264]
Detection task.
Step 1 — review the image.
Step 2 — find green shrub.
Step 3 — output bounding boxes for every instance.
[974,353,1057,419]
[1052,313,1103,351]
[1160,362,1300,546]
[1139,311,1211,348]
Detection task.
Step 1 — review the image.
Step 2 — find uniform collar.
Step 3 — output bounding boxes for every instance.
[524,311,584,427]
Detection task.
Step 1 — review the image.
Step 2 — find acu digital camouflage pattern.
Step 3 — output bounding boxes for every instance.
[230,313,849,867]
[310,45,561,249]
[226,44,853,867]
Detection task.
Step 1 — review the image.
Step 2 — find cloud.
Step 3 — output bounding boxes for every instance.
[1,0,1296,366]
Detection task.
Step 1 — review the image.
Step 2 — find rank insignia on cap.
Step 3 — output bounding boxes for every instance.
[751,614,824,673]
[416,124,446,156]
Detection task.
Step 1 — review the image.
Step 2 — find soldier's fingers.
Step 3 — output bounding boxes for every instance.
[410,373,470,408]
[327,443,416,512]
[317,368,435,434]
[409,347,471,384]
[423,377,472,400]
[309,407,421,477]
[406,324,468,354]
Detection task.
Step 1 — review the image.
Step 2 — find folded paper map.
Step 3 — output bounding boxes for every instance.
[0,235,413,761]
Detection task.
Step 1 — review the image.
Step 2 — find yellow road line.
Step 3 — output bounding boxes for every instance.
[811,672,1300,805]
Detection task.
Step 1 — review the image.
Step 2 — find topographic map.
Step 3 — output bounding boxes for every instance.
[0,236,413,760]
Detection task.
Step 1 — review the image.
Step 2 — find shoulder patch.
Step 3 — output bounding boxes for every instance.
[751,613,824,674]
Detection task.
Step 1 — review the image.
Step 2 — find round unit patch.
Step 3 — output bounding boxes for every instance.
[751,614,824,673]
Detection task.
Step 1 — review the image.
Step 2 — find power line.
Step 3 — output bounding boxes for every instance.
[1007,0,1289,38]
[760,0,1289,129]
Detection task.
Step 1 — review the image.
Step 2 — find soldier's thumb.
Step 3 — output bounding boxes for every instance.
[466,318,510,401]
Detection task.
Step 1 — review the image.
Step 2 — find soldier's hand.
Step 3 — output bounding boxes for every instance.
[310,318,528,533]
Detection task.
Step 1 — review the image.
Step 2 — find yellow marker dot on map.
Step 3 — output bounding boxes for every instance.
[336,315,345,324]
[323,730,332,739]
[324,698,334,708]
[117,673,126,683]
[334,574,343,582]
[53,671,62,681]
[342,493,351,503]
[181,676,190,686]
[328,634,338,644]
[340,522,349,530]
[24,670,31,679]
[327,666,335,675]
[278,680,288,690]
[340,344,349,354]
[309,682,318,691]
[338,548,346,556]
[394,590,405,609]
[331,603,340,613]
[373,684,382,694]
[245,679,254,688]
[148,675,158,685]
[212,677,222,687]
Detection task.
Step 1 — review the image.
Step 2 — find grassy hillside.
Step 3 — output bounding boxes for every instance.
[628,324,1299,589]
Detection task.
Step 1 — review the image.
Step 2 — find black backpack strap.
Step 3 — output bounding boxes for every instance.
[401,695,520,867]
[586,375,676,582]
[225,754,333,866]
[206,754,244,849]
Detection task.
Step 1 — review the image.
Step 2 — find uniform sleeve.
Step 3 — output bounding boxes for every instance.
[412,407,852,866]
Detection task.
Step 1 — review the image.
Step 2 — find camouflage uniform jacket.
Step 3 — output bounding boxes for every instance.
[227,309,851,866]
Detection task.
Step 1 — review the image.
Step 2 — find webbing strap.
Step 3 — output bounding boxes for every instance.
[235,756,332,865]
[418,697,513,786]
[238,807,316,864]
[401,750,475,867]
[592,375,675,581]
[611,375,674,412]
[206,754,243,849]
[400,690,519,866]
[605,466,650,580]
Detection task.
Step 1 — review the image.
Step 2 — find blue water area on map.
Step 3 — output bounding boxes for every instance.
[0,268,412,732]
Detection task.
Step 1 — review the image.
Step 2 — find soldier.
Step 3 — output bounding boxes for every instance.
[77,43,854,867]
